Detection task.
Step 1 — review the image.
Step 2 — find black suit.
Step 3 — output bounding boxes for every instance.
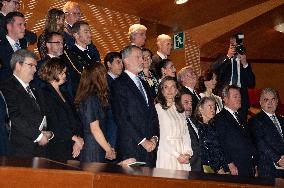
[212,56,255,119]
[41,84,82,161]
[0,76,51,157]
[181,86,200,113]
[0,37,27,81]
[186,117,201,172]
[214,108,256,176]
[111,72,159,167]
[251,110,284,178]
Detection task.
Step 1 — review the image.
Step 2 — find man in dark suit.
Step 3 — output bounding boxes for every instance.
[103,51,123,151]
[177,66,201,113]
[111,45,159,167]
[212,34,255,120]
[151,34,172,77]
[181,92,201,172]
[0,0,37,44]
[62,1,100,61]
[0,11,27,81]
[214,85,256,176]
[66,21,99,97]
[251,88,284,178]
[0,49,53,157]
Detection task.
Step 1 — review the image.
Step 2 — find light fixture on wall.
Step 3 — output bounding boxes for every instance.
[274,23,284,33]
[175,0,188,5]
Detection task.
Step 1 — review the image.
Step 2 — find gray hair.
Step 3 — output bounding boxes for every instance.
[221,85,240,99]
[177,66,192,82]
[260,88,278,101]
[10,49,37,71]
[121,45,141,61]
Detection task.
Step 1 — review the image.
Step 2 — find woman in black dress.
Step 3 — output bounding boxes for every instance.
[39,58,84,161]
[194,97,229,174]
[75,63,116,163]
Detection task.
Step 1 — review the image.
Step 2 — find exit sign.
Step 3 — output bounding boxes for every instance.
[174,32,184,49]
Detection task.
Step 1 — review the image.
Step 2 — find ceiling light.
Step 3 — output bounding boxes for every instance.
[274,23,284,33]
[175,0,188,5]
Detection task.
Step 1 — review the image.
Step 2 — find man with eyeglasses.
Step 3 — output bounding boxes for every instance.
[0,11,27,81]
[0,49,53,157]
[62,1,100,63]
[0,0,37,44]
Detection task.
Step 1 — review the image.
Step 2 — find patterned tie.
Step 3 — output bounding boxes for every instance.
[271,115,283,137]
[135,77,147,104]
[26,86,40,110]
[14,42,21,51]
[231,58,238,85]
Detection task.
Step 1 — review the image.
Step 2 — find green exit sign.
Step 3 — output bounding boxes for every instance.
[174,32,184,49]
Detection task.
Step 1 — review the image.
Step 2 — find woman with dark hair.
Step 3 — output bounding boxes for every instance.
[156,59,176,81]
[194,97,229,174]
[139,48,158,98]
[197,69,223,113]
[37,8,65,59]
[75,63,116,163]
[155,76,192,170]
[39,58,83,161]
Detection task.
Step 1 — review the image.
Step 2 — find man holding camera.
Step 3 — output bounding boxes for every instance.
[212,34,255,120]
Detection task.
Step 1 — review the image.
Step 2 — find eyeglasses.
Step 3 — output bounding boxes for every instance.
[47,41,64,45]
[65,12,82,16]
[23,62,37,69]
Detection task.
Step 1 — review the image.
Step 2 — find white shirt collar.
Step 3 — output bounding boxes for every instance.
[108,72,116,79]
[124,70,137,81]
[262,109,275,117]
[185,86,194,93]
[224,106,237,115]
[13,74,29,89]
[6,35,19,51]
[47,54,57,58]
[75,43,87,51]
[0,11,7,16]
[157,51,167,59]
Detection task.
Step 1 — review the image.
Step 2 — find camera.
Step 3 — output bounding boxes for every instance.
[234,33,246,55]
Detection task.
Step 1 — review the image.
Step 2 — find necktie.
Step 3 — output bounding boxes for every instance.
[231,58,238,85]
[135,77,147,104]
[271,115,283,137]
[26,86,40,110]
[14,42,21,51]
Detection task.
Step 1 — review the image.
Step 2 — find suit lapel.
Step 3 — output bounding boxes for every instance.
[224,109,247,134]
[123,73,148,108]
[261,111,283,140]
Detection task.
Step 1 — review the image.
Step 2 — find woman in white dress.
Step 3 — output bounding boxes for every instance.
[197,70,223,113]
[155,76,193,171]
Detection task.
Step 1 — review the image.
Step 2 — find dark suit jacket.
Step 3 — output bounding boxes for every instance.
[150,53,162,78]
[186,117,201,172]
[41,84,82,161]
[111,72,159,167]
[0,91,8,155]
[251,110,284,178]
[212,55,255,119]
[214,108,256,176]
[181,86,200,113]
[65,44,98,97]
[0,37,27,81]
[0,76,51,157]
